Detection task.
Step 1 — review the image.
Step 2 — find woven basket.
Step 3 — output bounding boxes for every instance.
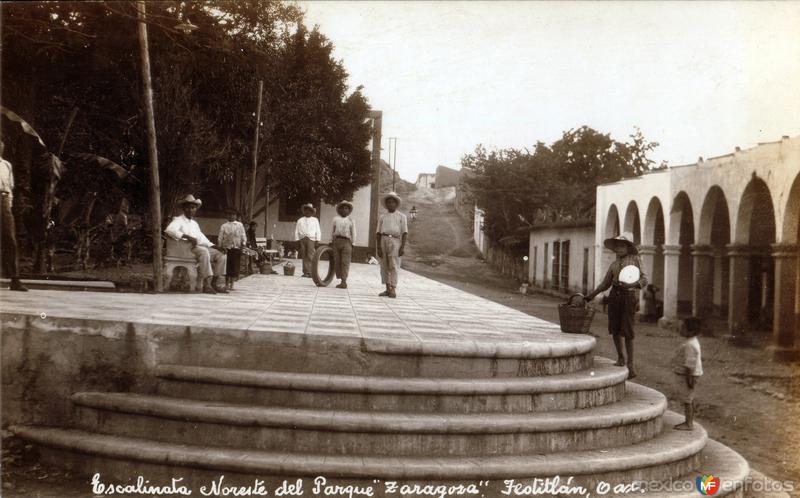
[558,293,595,334]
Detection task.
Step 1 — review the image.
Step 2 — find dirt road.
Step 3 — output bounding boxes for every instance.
[402,187,800,493]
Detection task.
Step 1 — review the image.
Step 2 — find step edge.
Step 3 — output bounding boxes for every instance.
[71,385,666,434]
[10,421,708,479]
[153,363,628,394]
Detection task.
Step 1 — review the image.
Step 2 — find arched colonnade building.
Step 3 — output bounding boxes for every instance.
[595,136,800,358]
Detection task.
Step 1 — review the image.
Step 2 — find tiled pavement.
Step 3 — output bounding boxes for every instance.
[0,262,593,356]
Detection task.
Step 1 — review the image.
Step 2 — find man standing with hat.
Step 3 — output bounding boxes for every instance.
[376,192,407,298]
[585,232,647,379]
[331,200,356,289]
[165,195,228,294]
[294,203,321,278]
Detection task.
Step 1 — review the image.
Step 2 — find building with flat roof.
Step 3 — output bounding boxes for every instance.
[595,135,800,357]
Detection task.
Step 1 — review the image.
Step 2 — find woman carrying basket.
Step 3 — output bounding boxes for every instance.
[585,232,647,379]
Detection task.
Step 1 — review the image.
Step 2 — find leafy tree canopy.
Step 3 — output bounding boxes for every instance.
[462,126,661,243]
[1,0,373,223]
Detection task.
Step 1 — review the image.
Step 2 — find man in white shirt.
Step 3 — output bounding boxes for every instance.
[0,141,27,291]
[165,195,227,294]
[294,203,321,277]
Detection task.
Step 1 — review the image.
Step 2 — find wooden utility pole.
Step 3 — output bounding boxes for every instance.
[249,80,264,222]
[367,111,382,255]
[137,0,163,292]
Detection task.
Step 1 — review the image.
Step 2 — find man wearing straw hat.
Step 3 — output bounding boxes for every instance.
[294,203,321,278]
[376,192,408,298]
[585,232,647,379]
[165,195,228,294]
[331,200,356,289]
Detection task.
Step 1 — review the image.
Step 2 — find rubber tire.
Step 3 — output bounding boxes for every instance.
[311,245,336,287]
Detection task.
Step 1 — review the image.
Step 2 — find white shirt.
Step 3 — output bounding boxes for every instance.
[295,216,321,241]
[0,158,14,198]
[165,214,212,247]
[673,336,703,376]
[332,215,356,241]
[376,211,408,237]
[218,221,247,250]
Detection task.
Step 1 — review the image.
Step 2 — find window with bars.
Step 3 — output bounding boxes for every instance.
[560,240,570,291]
[552,241,561,290]
[543,243,549,288]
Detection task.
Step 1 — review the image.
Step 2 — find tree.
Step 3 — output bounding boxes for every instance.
[1,0,373,271]
[462,127,660,244]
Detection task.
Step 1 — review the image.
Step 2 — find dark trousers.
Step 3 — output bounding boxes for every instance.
[225,248,242,277]
[333,236,353,281]
[1,195,19,279]
[299,237,316,275]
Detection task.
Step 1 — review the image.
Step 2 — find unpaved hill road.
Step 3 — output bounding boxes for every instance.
[399,187,519,292]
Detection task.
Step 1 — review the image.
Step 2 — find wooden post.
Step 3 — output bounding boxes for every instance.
[249,80,264,222]
[367,111,382,256]
[137,0,163,292]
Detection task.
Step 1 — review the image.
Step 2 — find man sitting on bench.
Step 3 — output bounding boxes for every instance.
[165,195,228,294]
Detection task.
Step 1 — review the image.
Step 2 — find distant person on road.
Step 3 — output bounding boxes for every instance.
[165,195,228,294]
[0,141,27,291]
[331,201,356,289]
[376,192,408,298]
[218,208,247,291]
[672,318,703,431]
[294,203,321,278]
[410,206,418,221]
[584,232,647,379]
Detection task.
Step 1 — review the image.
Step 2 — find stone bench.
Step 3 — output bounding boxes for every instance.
[163,238,198,292]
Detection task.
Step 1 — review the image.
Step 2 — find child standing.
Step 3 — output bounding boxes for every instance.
[218,208,247,290]
[585,232,647,379]
[294,203,321,278]
[331,201,356,289]
[376,192,407,298]
[672,318,703,431]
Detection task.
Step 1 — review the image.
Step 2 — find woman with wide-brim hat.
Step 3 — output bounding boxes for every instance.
[585,232,647,379]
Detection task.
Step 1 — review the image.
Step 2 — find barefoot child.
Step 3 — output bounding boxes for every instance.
[585,232,647,379]
[376,192,407,298]
[331,201,356,289]
[673,318,703,430]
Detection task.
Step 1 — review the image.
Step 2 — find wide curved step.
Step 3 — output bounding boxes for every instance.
[72,383,665,456]
[155,359,629,413]
[607,439,749,498]
[11,411,706,488]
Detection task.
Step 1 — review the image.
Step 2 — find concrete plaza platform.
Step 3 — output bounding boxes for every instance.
[1,263,751,497]
[0,262,593,361]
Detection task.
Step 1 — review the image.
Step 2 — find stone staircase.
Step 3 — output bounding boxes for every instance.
[11,331,748,497]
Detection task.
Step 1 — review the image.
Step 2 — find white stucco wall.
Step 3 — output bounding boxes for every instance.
[528,225,595,294]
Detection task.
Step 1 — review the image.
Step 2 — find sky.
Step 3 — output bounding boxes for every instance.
[298,1,800,182]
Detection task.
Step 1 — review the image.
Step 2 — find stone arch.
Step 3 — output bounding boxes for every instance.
[731,175,776,334]
[669,192,695,315]
[781,172,800,244]
[696,186,731,317]
[698,186,731,246]
[623,201,641,244]
[735,175,776,245]
[774,172,800,349]
[604,204,620,239]
[643,197,665,246]
[641,197,665,318]
[668,192,695,247]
